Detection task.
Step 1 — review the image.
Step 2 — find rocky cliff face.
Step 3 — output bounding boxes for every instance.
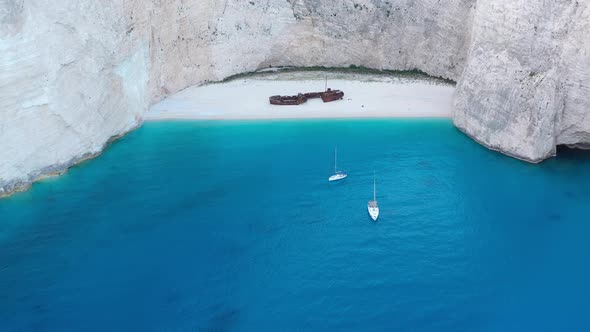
[1,1,150,196]
[453,0,590,162]
[1,0,589,196]
[148,0,474,99]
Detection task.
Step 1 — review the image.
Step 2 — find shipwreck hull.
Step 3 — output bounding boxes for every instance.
[269,89,344,105]
[320,90,344,102]
[269,94,307,105]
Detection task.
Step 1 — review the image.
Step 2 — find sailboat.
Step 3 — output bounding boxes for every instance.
[328,147,348,182]
[368,172,379,221]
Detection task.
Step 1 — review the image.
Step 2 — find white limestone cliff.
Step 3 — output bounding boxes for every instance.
[1,1,150,196]
[1,0,589,196]
[453,0,590,162]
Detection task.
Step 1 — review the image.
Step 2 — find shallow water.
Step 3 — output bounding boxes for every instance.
[1,119,589,331]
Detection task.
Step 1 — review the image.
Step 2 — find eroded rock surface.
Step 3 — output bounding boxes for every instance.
[453,0,590,162]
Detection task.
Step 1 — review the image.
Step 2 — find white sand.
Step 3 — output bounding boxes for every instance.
[145,73,454,121]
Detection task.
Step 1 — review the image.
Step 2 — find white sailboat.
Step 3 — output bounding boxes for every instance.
[368,172,379,221]
[328,147,347,182]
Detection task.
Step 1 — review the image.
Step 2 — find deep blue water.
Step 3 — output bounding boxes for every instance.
[1,119,590,332]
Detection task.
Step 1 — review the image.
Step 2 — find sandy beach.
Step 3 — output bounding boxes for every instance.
[145,72,455,121]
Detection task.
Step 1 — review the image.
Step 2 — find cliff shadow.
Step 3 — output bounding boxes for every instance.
[556,145,590,161]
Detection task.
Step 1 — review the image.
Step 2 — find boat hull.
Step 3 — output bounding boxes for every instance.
[329,173,348,182]
[320,90,344,102]
[269,94,307,105]
[269,89,344,105]
[368,204,379,221]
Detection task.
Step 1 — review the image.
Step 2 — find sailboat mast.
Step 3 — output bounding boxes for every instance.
[334,147,337,173]
[373,172,376,201]
[325,75,328,92]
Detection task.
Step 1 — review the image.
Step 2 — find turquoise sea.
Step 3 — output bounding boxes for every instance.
[1,119,590,331]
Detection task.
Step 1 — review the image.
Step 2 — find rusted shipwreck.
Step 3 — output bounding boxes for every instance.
[269,88,344,106]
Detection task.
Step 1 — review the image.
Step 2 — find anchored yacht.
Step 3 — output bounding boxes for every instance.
[328,147,347,182]
[368,173,379,221]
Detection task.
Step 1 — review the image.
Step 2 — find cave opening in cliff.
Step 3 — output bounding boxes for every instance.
[556,145,590,161]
